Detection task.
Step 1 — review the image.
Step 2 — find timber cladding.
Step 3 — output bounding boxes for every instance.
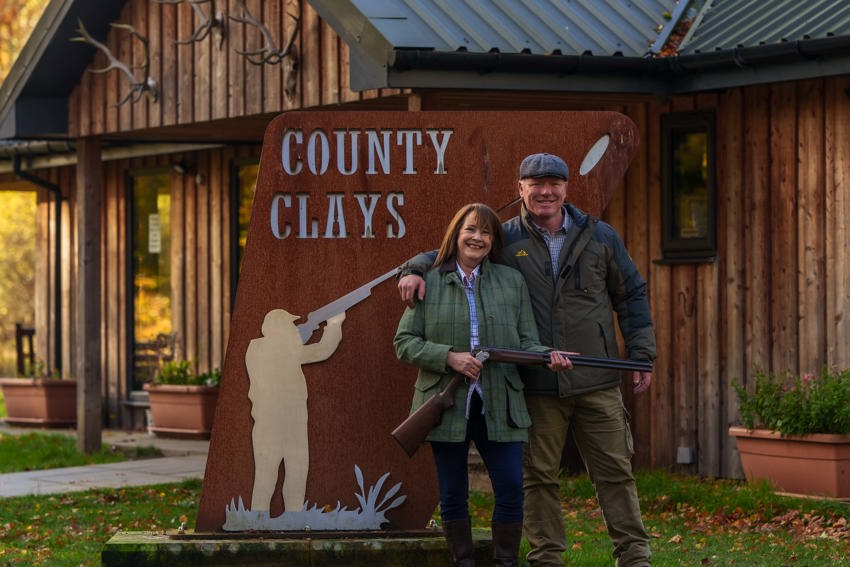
[637,76,850,477]
[68,0,402,138]
[44,0,850,476]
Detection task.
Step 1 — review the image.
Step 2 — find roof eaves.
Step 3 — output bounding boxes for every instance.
[385,31,850,94]
[386,50,669,93]
[0,0,128,140]
[665,35,850,92]
[308,0,396,91]
[0,1,72,139]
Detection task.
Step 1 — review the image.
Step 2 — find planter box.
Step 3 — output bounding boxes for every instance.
[143,384,219,439]
[729,426,850,499]
[0,377,76,427]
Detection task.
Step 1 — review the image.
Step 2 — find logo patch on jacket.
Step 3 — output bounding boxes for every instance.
[515,249,529,257]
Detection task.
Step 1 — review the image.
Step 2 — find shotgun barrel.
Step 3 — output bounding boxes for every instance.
[477,347,654,373]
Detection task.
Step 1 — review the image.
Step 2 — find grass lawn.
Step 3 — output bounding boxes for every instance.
[0,430,161,473]
[0,429,848,566]
[0,470,848,566]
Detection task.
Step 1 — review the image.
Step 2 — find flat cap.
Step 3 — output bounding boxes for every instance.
[519,153,569,180]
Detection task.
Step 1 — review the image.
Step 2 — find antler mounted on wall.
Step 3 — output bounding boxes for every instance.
[229,0,300,65]
[154,0,226,48]
[71,19,159,106]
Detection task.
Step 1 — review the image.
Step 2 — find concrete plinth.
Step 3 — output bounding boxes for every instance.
[101,529,494,566]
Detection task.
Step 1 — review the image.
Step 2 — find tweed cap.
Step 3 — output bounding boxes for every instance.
[519,153,569,180]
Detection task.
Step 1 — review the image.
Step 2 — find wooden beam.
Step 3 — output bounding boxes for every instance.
[76,137,103,454]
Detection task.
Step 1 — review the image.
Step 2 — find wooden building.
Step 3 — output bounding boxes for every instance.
[2,0,850,478]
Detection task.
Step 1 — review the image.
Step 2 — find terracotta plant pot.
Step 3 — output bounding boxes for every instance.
[729,426,850,499]
[0,377,77,427]
[143,383,219,439]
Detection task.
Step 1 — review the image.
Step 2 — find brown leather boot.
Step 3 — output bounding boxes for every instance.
[442,518,476,566]
[491,521,523,567]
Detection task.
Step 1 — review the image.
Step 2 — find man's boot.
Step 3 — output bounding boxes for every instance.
[442,517,476,566]
[491,522,523,567]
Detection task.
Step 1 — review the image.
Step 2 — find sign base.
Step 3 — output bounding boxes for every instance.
[101,529,493,566]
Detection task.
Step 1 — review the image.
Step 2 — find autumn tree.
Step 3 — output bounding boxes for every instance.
[0,1,44,375]
[0,0,47,84]
[0,190,36,374]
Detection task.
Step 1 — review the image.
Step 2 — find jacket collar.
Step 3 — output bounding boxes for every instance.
[439,256,490,279]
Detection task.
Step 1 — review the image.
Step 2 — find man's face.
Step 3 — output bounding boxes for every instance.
[518,176,568,222]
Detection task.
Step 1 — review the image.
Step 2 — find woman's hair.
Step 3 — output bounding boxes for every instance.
[433,203,504,267]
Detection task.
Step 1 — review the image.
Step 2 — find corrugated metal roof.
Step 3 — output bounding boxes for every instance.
[679,0,850,54]
[350,0,681,57]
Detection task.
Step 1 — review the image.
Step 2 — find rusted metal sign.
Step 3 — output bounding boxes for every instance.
[196,110,638,532]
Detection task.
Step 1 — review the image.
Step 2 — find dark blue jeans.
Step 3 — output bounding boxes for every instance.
[431,393,524,524]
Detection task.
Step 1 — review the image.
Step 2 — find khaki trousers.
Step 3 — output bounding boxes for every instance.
[523,387,651,567]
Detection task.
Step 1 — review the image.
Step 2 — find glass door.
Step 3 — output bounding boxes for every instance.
[129,171,172,390]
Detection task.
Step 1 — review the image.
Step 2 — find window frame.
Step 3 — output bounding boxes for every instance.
[659,111,717,263]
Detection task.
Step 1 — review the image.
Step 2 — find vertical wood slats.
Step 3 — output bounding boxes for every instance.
[160,2,178,125]
[183,158,198,366]
[52,0,850,469]
[718,87,745,477]
[694,92,721,477]
[243,0,264,117]
[797,81,825,372]
[70,0,399,137]
[769,83,799,374]
[825,76,850,370]
[643,97,670,468]
[263,1,283,113]
[177,0,194,125]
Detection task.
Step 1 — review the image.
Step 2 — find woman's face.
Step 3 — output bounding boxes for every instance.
[456,212,493,271]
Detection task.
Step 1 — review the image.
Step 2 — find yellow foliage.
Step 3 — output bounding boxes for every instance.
[0,0,48,84]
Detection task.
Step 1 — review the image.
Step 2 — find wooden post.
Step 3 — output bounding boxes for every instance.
[76,136,103,453]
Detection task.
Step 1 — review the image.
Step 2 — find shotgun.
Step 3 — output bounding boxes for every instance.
[391,351,490,457]
[391,348,652,457]
[296,267,398,344]
[473,347,654,373]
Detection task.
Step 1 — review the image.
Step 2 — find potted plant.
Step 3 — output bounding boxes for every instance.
[0,360,76,427]
[730,368,850,499]
[143,360,221,439]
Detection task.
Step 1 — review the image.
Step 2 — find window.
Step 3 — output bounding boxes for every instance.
[660,112,716,262]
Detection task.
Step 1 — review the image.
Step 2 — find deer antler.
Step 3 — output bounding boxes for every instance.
[154,0,226,48]
[229,0,300,65]
[71,19,158,106]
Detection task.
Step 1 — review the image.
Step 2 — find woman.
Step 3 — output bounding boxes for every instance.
[394,203,570,567]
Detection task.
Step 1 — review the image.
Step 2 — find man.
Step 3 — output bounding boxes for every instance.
[398,153,656,567]
[246,309,345,515]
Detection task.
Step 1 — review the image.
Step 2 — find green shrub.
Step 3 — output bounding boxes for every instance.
[154,361,220,387]
[733,368,850,435]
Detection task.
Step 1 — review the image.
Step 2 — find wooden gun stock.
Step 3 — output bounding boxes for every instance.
[391,373,465,458]
[391,351,489,458]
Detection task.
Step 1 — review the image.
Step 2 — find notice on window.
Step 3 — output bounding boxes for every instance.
[148,213,162,254]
